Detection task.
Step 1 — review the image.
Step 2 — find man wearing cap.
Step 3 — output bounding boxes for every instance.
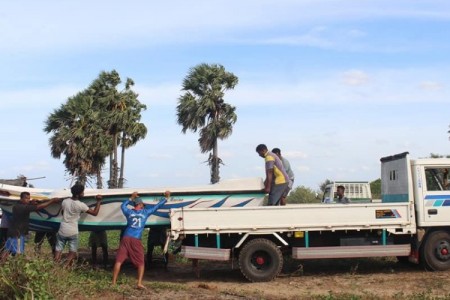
[112,191,168,289]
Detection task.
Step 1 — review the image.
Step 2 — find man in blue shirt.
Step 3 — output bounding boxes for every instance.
[112,191,168,289]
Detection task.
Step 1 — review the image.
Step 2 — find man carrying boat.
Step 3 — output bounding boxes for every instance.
[112,191,168,289]
[54,183,102,265]
[3,192,60,257]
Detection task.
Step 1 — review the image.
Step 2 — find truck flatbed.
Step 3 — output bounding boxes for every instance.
[170,202,416,239]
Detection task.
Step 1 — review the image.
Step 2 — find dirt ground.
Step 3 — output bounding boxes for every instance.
[96,253,450,300]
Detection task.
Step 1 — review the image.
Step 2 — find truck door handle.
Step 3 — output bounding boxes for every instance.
[428,209,438,215]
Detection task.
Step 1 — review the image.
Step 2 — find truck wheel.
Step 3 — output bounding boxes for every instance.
[422,231,450,271]
[238,238,283,282]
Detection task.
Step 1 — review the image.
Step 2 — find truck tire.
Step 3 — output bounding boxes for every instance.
[421,231,450,271]
[238,238,283,282]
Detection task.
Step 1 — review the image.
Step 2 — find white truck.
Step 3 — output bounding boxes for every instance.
[322,181,372,203]
[169,152,450,282]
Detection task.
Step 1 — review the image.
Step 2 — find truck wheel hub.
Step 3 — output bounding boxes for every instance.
[256,256,265,265]
[437,242,450,260]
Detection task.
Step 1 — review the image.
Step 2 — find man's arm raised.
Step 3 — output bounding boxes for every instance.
[86,195,102,216]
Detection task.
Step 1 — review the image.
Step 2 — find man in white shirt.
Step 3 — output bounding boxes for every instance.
[54,183,102,265]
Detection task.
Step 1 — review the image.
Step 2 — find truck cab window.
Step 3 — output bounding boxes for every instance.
[425,168,450,191]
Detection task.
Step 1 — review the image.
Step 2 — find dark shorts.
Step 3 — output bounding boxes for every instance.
[268,182,289,205]
[282,179,294,198]
[89,231,108,248]
[115,236,144,267]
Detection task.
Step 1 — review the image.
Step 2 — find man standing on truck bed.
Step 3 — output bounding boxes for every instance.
[256,144,290,206]
[272,147,295,205]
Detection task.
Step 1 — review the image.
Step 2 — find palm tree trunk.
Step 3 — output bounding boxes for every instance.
[211,139,220,184]
[112,134,119,188]
[108,134,119,188]
[118,132,126,188]
[96,168,103,189]
[78,173,87,186]
[108,153,114,188]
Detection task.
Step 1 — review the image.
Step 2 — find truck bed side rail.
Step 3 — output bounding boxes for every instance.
[170,203,416,239]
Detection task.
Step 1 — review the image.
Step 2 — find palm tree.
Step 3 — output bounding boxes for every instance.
[117,79,147,188]
[177,63,238,184]
[91,74,147,188]
[86,70,122,188]
[44,92,110,185]
[44,70,147,188]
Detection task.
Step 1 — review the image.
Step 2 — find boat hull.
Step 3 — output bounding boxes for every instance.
[0,178,266,231]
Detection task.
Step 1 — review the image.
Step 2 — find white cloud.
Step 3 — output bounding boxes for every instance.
[0,86,79,110]
[341,70,370,86]
[12,161,52,173]
[136,84,181,107]
[254,26,371,51]
[296,165,311,172]
[218,151,234,159]
[143,173,160,179]
[419,81,444,91]
[147,154,173,160]
[284,151,308,159]
[347,29,367,38]
[229,70,449,105]
[262,26,334,48]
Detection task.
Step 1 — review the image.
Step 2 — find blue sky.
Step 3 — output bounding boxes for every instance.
[1,1,449,190]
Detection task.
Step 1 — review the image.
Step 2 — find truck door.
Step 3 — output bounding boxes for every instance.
[419,166,450,224]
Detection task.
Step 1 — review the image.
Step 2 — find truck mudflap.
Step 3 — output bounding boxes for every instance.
[181,246,231,261]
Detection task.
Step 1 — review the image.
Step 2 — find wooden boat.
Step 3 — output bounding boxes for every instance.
[0,178,265,231]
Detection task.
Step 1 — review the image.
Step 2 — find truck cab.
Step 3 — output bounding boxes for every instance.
[411,159,450,226]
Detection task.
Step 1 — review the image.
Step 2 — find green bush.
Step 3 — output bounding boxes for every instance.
[0,251,128,299]
[287,185,321,204]
[0,255,54,299]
